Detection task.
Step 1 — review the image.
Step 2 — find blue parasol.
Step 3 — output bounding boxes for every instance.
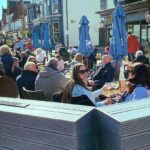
[32,26,40,48]
[109,4,127,80]
[110,4,127,61]
[78,15,93,57]
[41,23,51,51]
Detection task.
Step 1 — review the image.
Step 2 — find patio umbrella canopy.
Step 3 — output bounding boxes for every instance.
[110,4,127,61]
[32,26,40,49]
[109,4,127,80]
[78,15,93,57]
[41,23,51,51]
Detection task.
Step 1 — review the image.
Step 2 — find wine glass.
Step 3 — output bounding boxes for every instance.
[112,81,119,90]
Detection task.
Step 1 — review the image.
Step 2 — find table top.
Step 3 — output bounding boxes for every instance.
[102,80,127,97]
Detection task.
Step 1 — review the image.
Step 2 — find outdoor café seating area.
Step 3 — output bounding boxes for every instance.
[0,97,150,150]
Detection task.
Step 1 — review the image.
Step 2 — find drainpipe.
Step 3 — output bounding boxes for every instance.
[66,0,69,47]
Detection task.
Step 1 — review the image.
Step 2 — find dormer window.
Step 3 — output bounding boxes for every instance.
[52,0,59,14]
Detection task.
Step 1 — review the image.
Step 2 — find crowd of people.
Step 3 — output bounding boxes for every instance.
[0,34,150,107]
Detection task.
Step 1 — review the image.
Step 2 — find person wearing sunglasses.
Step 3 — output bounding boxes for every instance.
[61,63,111,106]
[106,62,150,104]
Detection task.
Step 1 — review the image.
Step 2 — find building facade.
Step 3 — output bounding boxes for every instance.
[62,0,101,47]
[97,0,150,58]
[28,0,104,48]
[99,0,114,46]
[27,0,63,48]
[2,0,30,39]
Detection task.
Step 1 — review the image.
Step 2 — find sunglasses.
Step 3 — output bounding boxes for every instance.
[78,69,89,74]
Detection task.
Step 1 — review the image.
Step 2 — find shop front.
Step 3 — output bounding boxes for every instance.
[97,0,150,58]
[47,14,64,48]
[32,15,64,49]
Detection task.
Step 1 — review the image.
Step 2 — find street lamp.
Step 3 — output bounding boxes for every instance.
[100,19,104,28]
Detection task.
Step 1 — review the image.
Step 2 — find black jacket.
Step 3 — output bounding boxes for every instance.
[133,55,149,65]
[16,70,38,94]
[92,62,115,88]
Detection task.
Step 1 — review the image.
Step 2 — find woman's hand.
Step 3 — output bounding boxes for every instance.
[104,98,113,105]
[88,80,95,86]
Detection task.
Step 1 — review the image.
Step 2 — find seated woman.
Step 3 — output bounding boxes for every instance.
[61,63,110,106]
[0,45,14,78]
[108,63,150,104]
[35,48,46,63]
[69,53,83,69]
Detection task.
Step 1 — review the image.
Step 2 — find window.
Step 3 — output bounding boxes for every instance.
[100,0,107,10]
[47,0,50,6]
[28,9,35,23]
[53,22,60,43]
[47,0,51,14]
[133,24,140,41]
[52,0,59,13]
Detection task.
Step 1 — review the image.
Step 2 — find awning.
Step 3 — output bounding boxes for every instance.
[96,0,150,25]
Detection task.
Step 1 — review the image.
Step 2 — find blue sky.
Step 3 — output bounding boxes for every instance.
[0,0,7,20]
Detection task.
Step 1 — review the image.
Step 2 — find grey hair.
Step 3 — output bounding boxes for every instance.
[135,50,143,58]
[24,62,36,71]
[46,57,58,68]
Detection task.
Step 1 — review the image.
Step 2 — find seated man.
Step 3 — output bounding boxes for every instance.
[67,45,77,57]
[91,55,115,90]
[133,50,149,65]
[16,62,38,97]
[35,57,68,101]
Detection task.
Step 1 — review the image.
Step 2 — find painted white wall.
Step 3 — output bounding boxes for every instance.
[107,0,115,9]
[63,0,100,47]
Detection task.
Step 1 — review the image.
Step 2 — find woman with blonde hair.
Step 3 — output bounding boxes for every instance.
[35,48,46,63]
[0,45,13,77]
[70,53,83,69]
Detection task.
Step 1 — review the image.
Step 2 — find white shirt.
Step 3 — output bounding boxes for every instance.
[68,48,77,55]
[36,51,46,63]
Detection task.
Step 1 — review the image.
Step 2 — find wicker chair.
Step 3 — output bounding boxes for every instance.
[0,75,19,98]
[22,87,46,101]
